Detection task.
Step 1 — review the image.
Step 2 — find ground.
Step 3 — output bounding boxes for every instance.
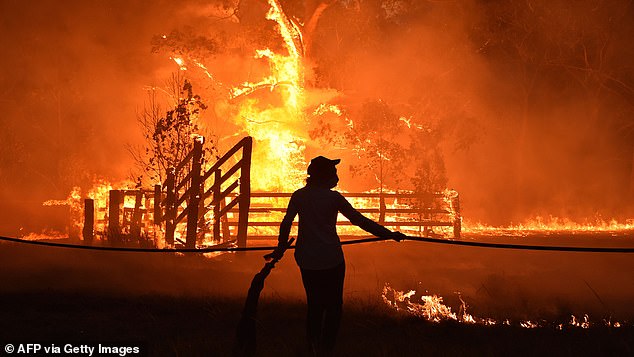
[1,233,634,356]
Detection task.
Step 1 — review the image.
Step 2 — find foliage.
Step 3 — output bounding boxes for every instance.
[131,74,215,186]
[410,138,447,194]
[148,0,477,196]
[347,100,407,189]
[151,27,221,59]
[310,99,448,193]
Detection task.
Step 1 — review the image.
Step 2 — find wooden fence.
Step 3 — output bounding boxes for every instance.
[154,136,252,248]
[223,191,461,240]
[83,136,461,247]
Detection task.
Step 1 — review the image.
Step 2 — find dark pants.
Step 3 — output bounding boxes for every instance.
[300,262,345,356]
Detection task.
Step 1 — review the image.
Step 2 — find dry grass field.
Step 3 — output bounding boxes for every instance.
[1,234,634,356]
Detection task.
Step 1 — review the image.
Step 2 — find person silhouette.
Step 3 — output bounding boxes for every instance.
[265,156,405,356]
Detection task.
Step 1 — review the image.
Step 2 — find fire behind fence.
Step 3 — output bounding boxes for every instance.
[80,136,461,249]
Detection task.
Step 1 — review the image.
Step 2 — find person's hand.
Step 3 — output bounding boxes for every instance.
[263,249,283,261]
[390,231,407,242]
[264,238,295,261]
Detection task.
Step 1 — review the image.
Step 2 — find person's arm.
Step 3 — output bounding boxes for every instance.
[278,194,299,246]
[338,194,404,241]
[264,193,299,260]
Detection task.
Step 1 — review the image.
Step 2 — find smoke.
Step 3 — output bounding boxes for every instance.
[1,0,634,235]
[304,0,634,224]
[461,0,634,224]
[1,0,634,329]
[0,0,205,234]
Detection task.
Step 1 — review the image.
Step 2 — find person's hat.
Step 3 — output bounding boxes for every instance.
[307,156,340,178]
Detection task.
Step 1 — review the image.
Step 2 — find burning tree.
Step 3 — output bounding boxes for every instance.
[310,100,406,190]
[144,0,475,196]
[130,74,216,186]
[149,1,311,191]
[310,99,449,194]
[349,100,407,190]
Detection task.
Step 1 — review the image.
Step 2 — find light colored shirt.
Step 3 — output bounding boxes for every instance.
[279,184,392,270]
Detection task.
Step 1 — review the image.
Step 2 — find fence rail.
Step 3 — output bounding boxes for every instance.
[223,191,461,239]
[84,136,460,248]
[153,136,253,248]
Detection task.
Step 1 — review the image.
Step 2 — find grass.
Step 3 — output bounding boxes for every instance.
[1,292,633,356]
[2,237,634,356]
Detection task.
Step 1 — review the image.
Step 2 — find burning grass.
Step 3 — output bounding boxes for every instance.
[2,234,634,355]
[381,284,626,330]
[1,292,633,356]
[462,216,634,237]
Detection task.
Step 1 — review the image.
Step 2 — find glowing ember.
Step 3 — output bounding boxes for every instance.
[569,314,591,329]
[520,321,540,329]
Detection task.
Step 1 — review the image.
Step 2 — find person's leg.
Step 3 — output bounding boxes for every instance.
[302,263,346,356]
[321,262,345,355]
[301,268,326,354]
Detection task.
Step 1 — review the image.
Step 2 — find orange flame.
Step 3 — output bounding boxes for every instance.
[226,0,307,191]
[464,217,634,236]
[382,284,623,329]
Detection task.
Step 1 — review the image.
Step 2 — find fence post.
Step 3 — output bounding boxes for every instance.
[213,169,222,240]
[131,190,143,242]
[153,184,162,224]
[83,199,94,245]
[108,190,121,244]
[452,193,461,239]
[165,169,176,246]
[379,193,386,225]
[237,137,252,249]
[185,137,204,249]
[220,198,231,241]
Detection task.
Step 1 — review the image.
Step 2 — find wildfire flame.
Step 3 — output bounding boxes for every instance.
[32,0,634,249]
[382,284,624,329]
[463,217,634,237]
[171,56,187,71]
[226,0,307,192]
[382,284,474,324]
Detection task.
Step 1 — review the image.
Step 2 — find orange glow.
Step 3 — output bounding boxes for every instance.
[463,217,634,236]
[171,56,187,71]
[382,284,622,329]
[382,284,473,324]
[33,0,634,250]
[22,230,68,241]
[227,0,306,192]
